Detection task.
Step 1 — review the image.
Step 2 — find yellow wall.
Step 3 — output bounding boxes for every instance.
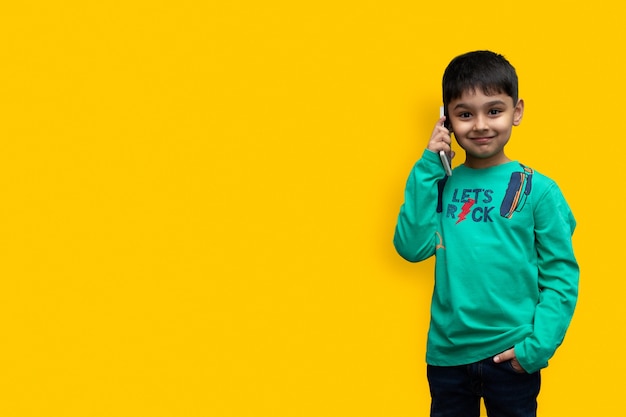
[0,1,622,416]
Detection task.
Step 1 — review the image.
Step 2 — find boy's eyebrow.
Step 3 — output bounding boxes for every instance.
[452,100,508,110]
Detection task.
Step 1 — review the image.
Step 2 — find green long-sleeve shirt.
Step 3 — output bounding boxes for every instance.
[394,150,579,373]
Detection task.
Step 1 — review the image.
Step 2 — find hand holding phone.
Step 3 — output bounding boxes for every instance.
[439,106,452,176]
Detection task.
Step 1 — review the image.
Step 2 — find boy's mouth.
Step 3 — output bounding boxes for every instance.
[469,136,494,143]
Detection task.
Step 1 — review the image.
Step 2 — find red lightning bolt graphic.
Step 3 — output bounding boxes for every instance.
[456,198,475,224]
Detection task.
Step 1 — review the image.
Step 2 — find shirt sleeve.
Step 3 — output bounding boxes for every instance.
[393,149,446,262]
[514,182,580,373]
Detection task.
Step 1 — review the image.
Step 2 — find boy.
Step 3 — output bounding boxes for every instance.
[393,51,579,417]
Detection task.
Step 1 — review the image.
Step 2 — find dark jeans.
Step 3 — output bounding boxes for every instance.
[427,358,540,417]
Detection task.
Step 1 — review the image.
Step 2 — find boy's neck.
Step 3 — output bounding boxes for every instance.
[463,154,512,169]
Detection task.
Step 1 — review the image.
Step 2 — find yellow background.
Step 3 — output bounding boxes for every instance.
[0,1,622,416]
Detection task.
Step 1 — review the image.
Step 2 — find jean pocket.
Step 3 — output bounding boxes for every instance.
[506,359,527,374]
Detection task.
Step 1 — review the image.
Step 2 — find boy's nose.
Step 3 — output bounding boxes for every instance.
[473,116,488,130]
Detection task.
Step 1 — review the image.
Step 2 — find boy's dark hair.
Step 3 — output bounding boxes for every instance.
[442,50,518,109]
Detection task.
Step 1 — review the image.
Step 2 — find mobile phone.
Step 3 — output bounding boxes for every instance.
[439,106,452,176]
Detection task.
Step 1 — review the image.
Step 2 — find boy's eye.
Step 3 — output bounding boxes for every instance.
[459,112,471,119]
[488,109,502,115]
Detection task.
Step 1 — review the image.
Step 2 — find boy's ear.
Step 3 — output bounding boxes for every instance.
[513,99,524,126]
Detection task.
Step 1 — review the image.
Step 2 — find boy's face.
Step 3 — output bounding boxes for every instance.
[447,89,524,169]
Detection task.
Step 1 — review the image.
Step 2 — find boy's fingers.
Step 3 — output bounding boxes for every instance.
[493,348,516,363]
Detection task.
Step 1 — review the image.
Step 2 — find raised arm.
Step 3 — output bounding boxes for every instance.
[393,149,448,262]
